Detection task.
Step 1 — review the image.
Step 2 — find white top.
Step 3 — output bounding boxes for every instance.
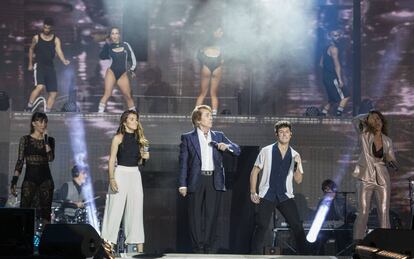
[197,128,214,171]
[254,143,303,199]
[124,42,137,71]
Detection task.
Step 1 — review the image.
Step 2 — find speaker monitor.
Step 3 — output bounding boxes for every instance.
[0,208,35,256]
[361,228,414,256]
[39,224,101,258]
[264,246,281,255]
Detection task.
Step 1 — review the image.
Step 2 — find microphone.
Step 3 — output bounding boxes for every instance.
[142,145,149,166]
[387,161,398,171]
[210,141,233,153]
[44,133,49,145]
[294,162,298,172]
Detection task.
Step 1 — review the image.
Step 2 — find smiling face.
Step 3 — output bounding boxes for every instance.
[123,113,138,132]
[276,126,292,145]
[110,28,121,43]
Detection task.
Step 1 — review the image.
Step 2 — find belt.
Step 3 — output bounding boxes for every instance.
[201,170,214,176]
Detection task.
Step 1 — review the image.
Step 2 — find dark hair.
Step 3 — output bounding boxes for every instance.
[366,110,388,136]
[30,112,48,133]
[191,105,212,127]
[71,165,88,178]
[274,120,292,133]
[116,110,148,146]
[321,179,337,193]
[43,17,54,26]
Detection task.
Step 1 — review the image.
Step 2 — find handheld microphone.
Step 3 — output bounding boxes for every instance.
[294,162,298,171]
[142,145,149,166]
[44,134,49,145]
[387,161,398,171]
[210,141,233,153]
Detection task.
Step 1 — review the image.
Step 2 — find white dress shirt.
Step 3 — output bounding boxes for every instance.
[197,128,215,171]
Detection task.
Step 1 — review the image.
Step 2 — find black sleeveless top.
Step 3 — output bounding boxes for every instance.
[117,132,141,166]
[34,34,56,67]
[322,45,336,76]
[372,143,384,159]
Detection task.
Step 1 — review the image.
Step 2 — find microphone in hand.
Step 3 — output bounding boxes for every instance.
[44,134,49,145]
[142,145,149,166]
[387,161,398,171]
[210,141,233,153]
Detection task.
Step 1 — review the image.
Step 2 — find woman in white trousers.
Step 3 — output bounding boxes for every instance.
[101,110,149,256]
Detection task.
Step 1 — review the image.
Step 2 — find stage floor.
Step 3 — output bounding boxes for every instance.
[1,112,413,255]
[111,253,348,258]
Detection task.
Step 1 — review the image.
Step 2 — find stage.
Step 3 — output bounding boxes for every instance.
[1,112,413,256]
[107,253,347,259]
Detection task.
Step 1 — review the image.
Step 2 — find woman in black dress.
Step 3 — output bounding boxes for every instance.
[10,112,55,224]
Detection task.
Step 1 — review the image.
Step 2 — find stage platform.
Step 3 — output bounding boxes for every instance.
[1,111,413,255]
[109,253,348,258]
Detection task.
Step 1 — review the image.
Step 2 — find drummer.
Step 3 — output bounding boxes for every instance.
[58,165,88,218]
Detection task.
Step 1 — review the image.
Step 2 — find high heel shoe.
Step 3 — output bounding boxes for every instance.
[102,239,115,259]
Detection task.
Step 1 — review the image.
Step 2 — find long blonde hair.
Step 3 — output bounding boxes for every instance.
[116,110,149,146]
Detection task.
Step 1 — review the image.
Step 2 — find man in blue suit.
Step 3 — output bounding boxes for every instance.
[178,105,240,253]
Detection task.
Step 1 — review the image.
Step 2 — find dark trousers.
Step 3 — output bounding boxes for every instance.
[187,174,222,252]
[251,198,307,255]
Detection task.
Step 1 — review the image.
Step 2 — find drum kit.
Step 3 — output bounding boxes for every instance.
[51,196,101,225]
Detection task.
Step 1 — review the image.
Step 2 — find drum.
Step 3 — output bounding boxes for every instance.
[51,206,68,224]
[73,208,87,224]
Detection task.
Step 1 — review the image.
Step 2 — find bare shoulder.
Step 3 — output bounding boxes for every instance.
[32,35,39,43]
[113,134,123,144]
[329,45,338,55]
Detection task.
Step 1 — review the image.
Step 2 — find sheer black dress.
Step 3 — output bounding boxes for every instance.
[14,135,55,221]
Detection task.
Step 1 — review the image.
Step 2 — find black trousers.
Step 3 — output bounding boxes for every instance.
[187,175,222,252]
[251,198,307,255]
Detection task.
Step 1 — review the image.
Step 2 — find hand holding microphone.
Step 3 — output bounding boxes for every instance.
[142,145,150,166]
[43,131,49,145]
[210,141,233,153]
[294,154,301,172]
[387,160,398,171]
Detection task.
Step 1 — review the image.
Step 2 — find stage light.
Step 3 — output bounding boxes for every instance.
[68,114,100,233]
[306,195,333,243]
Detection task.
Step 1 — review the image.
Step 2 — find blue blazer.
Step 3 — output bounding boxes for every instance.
[178,129,241,192]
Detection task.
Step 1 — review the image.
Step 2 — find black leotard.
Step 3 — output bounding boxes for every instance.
[100,42,136,80]
[197,48,223,73]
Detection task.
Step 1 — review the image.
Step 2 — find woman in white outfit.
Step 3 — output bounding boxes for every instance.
[101,110,149,256]
[352,110,397,241]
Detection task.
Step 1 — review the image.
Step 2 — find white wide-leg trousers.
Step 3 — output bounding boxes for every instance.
[101,166,144,244]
